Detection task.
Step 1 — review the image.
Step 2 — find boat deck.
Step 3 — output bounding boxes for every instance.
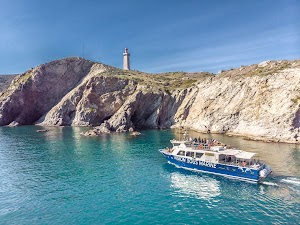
[162,145,264,169]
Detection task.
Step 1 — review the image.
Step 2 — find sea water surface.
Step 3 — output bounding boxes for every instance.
[0,127,299,225]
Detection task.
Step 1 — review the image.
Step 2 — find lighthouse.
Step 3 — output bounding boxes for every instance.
[123,48,130,70]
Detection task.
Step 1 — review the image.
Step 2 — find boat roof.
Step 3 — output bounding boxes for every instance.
[171,140,257,160]
[221,149,256,159]
[171,139,191,144]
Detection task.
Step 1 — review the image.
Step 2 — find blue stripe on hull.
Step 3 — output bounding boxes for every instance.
[163,153,260,182]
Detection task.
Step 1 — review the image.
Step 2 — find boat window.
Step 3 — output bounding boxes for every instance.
[186,151,194,157]
[177,150,185,156]
[196,152,204,158]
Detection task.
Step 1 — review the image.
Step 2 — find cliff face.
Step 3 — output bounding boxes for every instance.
[1,57,300,143]
[0,58,96,125]
[37,73,192,131]
[181,63,300,143]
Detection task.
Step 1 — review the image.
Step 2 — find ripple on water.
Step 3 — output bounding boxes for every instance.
[170,172,221,201]
[0,128,299,224]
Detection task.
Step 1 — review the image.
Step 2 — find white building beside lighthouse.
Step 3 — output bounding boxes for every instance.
[123,48,130,70]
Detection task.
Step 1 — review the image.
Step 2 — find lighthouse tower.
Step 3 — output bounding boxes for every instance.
[123,48,130,70]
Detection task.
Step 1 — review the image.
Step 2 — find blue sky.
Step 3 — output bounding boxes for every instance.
[0,0,299,74]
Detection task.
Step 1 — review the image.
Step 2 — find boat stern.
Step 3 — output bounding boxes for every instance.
[259,165,272,181]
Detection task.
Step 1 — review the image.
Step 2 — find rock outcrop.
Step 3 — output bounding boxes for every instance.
[182,64,300,143]
[0,57,97,126]
[1,57,300,143]
[0,75,17,92]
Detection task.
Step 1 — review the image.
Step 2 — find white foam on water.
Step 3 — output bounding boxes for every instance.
[170,172,221,200]
[280,177,300,186]
[261,181,279,187]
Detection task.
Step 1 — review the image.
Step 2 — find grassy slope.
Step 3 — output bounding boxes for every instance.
[97,66,213,92]
[1,58,299,99]
[217,59,300,78]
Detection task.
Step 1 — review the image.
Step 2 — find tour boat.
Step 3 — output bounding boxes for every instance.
[159,139,272,182]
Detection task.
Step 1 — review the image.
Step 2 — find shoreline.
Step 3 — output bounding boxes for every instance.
[2,124,299,144]
[171,126,300,145]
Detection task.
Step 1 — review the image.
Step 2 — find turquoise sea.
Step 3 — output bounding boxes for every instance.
[0,127,299,225]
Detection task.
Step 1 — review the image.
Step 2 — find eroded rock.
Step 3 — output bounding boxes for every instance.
[1,58,300,143]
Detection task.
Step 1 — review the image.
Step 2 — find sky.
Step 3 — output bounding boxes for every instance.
[0,0,299,74]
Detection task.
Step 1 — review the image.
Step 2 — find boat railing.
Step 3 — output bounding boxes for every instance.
[218,159,264,169]
[190,143,210,150]
[193,144,221,152]
[172,138,224,151]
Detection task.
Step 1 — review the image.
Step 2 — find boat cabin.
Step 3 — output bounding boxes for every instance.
[170,141,261,168]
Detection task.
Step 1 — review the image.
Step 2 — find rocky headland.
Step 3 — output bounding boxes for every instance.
[0,74,17,92]
[1,57,300,143]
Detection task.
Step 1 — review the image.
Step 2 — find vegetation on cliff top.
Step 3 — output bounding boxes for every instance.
[96,59,300,92]
[98,67,213,91]
[11,71,33,86]
[218,60,300,78]
[0,70,34,100]
[0,74,17,93]
[1,57,299,97]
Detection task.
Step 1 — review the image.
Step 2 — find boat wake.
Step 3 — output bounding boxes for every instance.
[280,177,300,186]
[260,181,279,187]
[261,176,300,191]
[170,172,221,200]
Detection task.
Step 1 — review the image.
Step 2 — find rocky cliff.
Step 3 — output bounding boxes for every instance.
[1,57,300,143]
[0,75,17,92]
[180,60,300,143]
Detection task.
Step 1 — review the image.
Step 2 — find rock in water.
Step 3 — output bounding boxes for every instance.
[130,131,141,136]
[36,129,48,132]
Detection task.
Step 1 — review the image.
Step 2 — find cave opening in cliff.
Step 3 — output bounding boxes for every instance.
[131,111,140,128]
[102,115,112,122]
